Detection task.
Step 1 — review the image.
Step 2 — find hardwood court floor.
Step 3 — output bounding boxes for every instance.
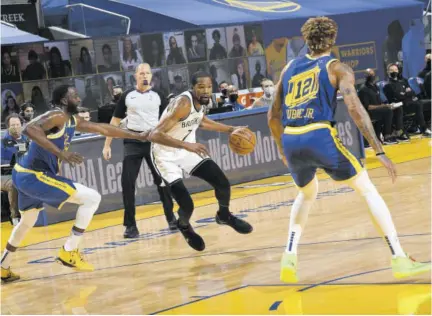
[1,138,431,315]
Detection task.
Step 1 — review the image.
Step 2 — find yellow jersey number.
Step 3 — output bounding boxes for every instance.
[285,66,320,108]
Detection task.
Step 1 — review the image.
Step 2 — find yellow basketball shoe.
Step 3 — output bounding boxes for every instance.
[280,252,298,283]
[1,267,20,283]
[391,255,431,279]
[56,247,94,272]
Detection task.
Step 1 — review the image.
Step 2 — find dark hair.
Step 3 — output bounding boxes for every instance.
[79,47,90,62]
[191,71,211,86]
[219,80,228,87]
[21,102,35,113]
[78,106,90,113]
[102,44,112,53]
[28,49,38,60]
[5,113,21,127]
[212,29,221,39]
[122,37,138,62]
[301,16,338,54]
[52,84,72,105]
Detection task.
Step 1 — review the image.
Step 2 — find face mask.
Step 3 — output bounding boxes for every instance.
[366,75,375,83]
[427,60,431,69]
[221,88,228,97]
[264,86,275,97]
[389,72,398,79]
[229,94,238,103]
[113,94,121,102]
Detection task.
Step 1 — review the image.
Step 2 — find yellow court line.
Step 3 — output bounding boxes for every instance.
[1,137,430,249]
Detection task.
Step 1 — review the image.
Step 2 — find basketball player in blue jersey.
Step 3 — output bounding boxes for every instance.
[1,85,148,282]
[268,17,431,283]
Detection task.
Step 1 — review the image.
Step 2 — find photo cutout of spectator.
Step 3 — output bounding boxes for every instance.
[124,71,136,90]
[382,20,405,77]
[206,27,228,60]
[209,60,231,92]
[1,46,21,83]
[286,36,308,63]
[70,39,96,75]
[249,56,267,88]
[226,26,247,58]
[184,29,207,63]
[151,68,170,96]
[265,37,288,83]
[75,75,102,110]
[44,42,72,79]
[100,73,124,105]
[229,58,249,90]
[164,32,187,65]
[19,102,35,125]
[118,35,143,71]
[22,82,50,114]
[167,66,189,95]
[244,24,265,56]
[94,38,121,73]
[1,84,24,122]
[18,44,47,81]
[141,33,165,68]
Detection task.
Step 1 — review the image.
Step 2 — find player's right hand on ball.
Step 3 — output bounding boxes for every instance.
[184,143,209,157]
[102,146,111,161]
[59,151,84,165]
[378,155,397,183]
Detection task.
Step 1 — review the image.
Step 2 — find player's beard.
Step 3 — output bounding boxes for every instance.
[66,103,79,115]
[199,96,210,105]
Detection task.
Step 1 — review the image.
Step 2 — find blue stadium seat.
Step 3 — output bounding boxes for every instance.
[408,77,423,95]
[376,80,388,103]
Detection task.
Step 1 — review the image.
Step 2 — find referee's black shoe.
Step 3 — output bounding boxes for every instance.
[215,211,253,234]
[124,226,139,239]
[177,220,205,251]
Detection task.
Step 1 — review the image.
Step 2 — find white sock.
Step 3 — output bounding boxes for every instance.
[1,210,40,269]
[64,183,101,251]
[348,171,406,258]
[285,177,318,254]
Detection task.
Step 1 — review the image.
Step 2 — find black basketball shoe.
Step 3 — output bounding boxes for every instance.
[215,211,253,234]
[177,221,205,251]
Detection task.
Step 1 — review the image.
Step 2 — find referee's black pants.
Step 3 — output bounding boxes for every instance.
[121,140,174,228]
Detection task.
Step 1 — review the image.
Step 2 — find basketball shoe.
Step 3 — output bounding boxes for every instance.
[215,211,253,234]
[391,255,431,279]
[56,247,94,271]
[280,253,298,283]
[1,267,20,283]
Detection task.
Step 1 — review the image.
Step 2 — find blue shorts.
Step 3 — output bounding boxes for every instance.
[12,164,76,212]
[282,123,363,187]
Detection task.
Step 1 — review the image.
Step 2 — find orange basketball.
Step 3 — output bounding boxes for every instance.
[229,128,256,155]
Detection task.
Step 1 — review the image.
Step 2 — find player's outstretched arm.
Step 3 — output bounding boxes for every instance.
[199,116,244,133]
[267,67,286,158]
[148,96,209,157]
[332,61,397,182]
[76,116,149,141]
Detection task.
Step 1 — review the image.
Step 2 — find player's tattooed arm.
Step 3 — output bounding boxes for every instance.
[268,65,287,158]
[23,110,68,157]
[149,96,210,156]
[333,62,384,154]
[76,116,149,141]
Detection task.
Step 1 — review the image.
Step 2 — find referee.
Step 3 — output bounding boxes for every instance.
[103,63,175,238]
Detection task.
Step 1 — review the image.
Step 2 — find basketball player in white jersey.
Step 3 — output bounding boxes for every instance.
[149,72,253,251]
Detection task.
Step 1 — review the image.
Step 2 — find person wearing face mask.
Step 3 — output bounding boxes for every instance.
[384,63,431,137]
[217,81,229,107]
[418,54,431,79]
[224,85,245,111]
[1,114,29,226]
[19,103,35,126]
[103,63,175,237]
[358,70,398,145]
[250,78,275,109]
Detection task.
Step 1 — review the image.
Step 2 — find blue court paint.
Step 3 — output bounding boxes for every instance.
[269,300,282,311]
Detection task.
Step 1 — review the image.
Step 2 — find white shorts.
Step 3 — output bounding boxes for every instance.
[151,146,210,184]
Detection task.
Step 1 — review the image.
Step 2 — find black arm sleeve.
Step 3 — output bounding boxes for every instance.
[113,89,133,119]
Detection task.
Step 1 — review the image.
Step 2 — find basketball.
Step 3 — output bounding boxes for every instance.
[229,128,256,155]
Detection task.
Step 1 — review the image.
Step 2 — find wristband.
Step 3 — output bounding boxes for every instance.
[376,152,385,156]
